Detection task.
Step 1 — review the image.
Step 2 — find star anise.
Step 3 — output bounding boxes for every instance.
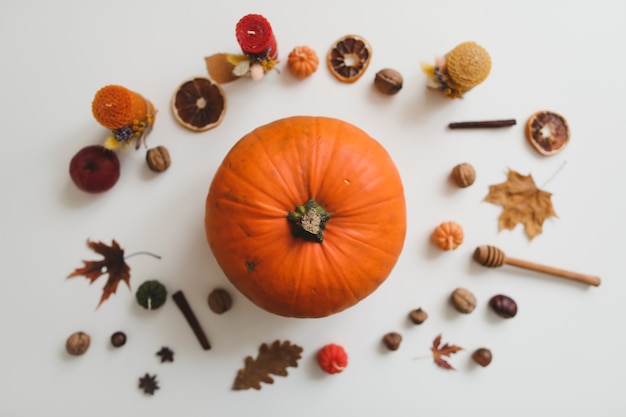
[138,373,159,395]
[156,347,174,363]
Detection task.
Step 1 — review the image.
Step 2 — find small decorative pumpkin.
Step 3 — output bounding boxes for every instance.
[432,221,464,251]
[205,116,406,318]
[287,46,319,78]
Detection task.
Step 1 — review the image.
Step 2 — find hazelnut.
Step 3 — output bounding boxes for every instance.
[146,146,171,173]
[408,308,428,324]
[489,294,518,318]
[111,331,127,348]
[382,332,402,351]
[472,348,492,367]
[374,68,403,95]
[451,163,476,188]
[66,331,90,356]
[450,287,477,314]
[208,288,233,314]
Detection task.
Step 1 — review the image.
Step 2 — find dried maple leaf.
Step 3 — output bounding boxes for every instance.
[431,334,462,370]
[233,340,303,390]
[484,168,557,240]
[67,239,131,307]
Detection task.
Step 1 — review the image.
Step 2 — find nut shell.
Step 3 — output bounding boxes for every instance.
[472,348,492,367]
[450,287,477,314]
[451,163,476,188]
[489,294,518,318]
[445,42,491,90]
[146,146,171,172]
[525,110,570,156]
[374,68,403,95]
[66,331,90,356]
[207,288,233,314]
[382,332,402,351]
[327,35,372,83]
[408,308,428,324]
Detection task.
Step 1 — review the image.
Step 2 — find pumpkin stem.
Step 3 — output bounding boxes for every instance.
[287,198,331,243]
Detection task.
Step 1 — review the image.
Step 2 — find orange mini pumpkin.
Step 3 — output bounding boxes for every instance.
[432,221,464,251]
[205,116,406,318]
[287,46,319,78]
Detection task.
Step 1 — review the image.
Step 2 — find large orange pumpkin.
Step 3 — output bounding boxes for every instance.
[205,116,406,318]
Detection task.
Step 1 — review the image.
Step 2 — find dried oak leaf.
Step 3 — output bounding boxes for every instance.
[67,239,130,307]
[431,334,462,370]
[484,168,557,240]
[233,340,303,390]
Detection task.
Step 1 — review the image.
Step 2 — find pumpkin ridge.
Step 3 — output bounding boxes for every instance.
[328,194,405,218]
[219,161,290,210]
[320,243,368,304]
[254,127,308,205]
[327,227,402,260]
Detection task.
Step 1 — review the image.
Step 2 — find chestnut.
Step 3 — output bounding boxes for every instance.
[489,294,517,318]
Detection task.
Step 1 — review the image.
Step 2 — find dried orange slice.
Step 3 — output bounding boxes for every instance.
[327,35,372,83]
[525,111,570,156]
[171,77,226,132]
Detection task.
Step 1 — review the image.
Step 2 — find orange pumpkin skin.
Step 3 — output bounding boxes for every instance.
[205,116,406,318]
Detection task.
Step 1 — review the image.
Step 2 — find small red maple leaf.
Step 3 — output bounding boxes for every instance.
[431,334,463,370]
[68,239,131,307]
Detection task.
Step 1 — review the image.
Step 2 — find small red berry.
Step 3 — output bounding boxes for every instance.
[317,343,348,374]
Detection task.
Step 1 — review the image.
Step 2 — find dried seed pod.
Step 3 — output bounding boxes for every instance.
[327,34,372,83]
[287,46,319,78]
[408,308,428,324]
[432,221,464,250]
[451,163,476,188]
[146,146,171,173]
[382,332,402,351]
[525,111,570,156]
[472,348,492,367]
[374,68,403,95]
[489,294,518,318]
[171,77,226,132]
[66,331,90,356]
[450,287,477,314]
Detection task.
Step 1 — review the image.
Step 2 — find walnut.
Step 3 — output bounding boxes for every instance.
[66,331,90,356]
[146,146,171,172]
[451,163,476,188]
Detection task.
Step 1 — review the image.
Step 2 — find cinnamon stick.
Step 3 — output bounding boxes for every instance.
[448,119,516,129]
[172,290,211,350]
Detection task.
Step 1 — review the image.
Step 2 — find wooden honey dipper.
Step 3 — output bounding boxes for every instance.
[473,245,601,287]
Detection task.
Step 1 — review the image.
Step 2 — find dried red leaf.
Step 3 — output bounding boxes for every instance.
[67,239,130,307]
[233,340,303,390]
[431,334,462,370]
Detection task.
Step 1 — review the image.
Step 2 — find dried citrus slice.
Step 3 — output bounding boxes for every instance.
[327,35,372,83]
[171,77,226,132]
[525,111,570,156]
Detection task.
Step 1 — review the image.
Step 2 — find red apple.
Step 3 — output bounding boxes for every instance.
[69,145,120,193]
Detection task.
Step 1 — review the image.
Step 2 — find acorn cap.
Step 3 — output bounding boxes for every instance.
[445,42,491,90]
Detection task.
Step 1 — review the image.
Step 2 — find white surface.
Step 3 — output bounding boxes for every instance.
[1,1,625,416]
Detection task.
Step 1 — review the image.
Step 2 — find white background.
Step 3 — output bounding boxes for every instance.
[1,1,625,416]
